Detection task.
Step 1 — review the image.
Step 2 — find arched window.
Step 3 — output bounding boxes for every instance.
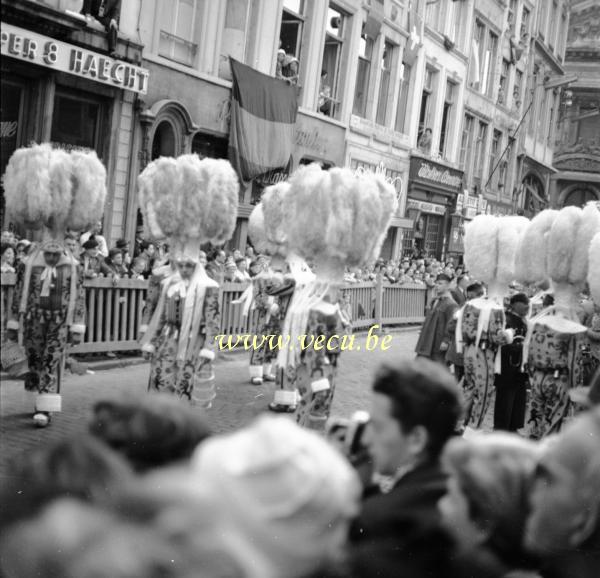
[563,187,599,208]
[151,120,177,160]
[522,173,546,215]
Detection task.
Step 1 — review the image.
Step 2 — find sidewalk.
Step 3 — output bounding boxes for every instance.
[0,329,421,478]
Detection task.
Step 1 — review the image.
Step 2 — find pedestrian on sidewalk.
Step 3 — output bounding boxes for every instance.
[415,273,458,365]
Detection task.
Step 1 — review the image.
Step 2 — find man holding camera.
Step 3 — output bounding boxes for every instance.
[349,359,462,545]
[493,292,530,432]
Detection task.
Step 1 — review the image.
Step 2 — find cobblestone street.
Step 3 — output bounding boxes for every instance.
[1,328,423,479]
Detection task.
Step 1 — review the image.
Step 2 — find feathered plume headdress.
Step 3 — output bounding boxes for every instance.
[284,164,397,281]
[137,155,239,261]
[3,144,106,237]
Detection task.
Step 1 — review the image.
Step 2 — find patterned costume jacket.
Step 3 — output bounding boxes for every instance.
[145,275,220,403]
[9,252,86,393]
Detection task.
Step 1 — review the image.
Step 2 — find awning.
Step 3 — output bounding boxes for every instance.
[391,217,414,229]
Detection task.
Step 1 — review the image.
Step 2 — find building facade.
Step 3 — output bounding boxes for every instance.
[1,0,573,260]
[551,0,600,208]
[1,0,148,245]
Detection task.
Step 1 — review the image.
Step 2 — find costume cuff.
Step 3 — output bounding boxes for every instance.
[70,324,86,334]
[141,343,156,354]
[200,348,215,361]
[139,324,149,334]
[6,319,20,331]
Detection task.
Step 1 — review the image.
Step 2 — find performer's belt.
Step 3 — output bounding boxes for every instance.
[26,307,67,324]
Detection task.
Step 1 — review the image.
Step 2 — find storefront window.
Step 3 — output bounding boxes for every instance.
[1,82,25,229]
[51,92,104,154]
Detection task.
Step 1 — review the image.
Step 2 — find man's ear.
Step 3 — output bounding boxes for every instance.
[570,498,600,548]
[408,425,429,458]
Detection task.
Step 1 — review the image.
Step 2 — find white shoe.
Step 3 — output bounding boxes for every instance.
[33,412,51,427]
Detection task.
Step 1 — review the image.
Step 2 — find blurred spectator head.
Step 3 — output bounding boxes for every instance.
[63,234,79,256]
[0,498,184,578]
[1,230,16,246]
[457,274,470,290]
[216,249,227,263]
[108,248,124,266]
[116,238,130,252]
[131,256,147,275]
[245,245,255,258]
[191,415,361,578]
[233,249,243,260]
[89,393,212,473]
[466,282,485,300]
[366,359,461,476]
[509,293,530,317]
[525,408,600,557]
[435,273,452,294]
[92,220,103,234]
[82,236,100,257]
[439,433,539,567]
[15,239,31,258]
[1,243,15,267]
[0,436,132,533]
[198,250,208,267]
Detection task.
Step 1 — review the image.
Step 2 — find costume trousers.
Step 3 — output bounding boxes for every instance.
[23,317,69,394]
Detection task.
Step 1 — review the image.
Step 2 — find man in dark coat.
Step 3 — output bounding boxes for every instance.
[493,293,530,432]
[415,273,458,364]
[349,359,462,546]
[450,273,469,307]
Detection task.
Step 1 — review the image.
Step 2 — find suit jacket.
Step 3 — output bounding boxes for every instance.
[349,460,447,545]
[415,295,458,358]
[450,287,466,307]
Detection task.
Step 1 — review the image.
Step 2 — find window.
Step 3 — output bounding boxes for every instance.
[514,69,523,107]
[498,59,510,105]
[549,1,558,50]
[547,92,556,147]
[151,121,177,160]
[159,0,204,67]
[557,10,567,59]
[353,35,373,117]
[537,1,547,40]
[474,120,488,181]
[521,6,530,38]
[51,92,104,154]
[507,0,517,34]
[489,129,502,182]
[376,41,395,126]
[417,68,437,152]
[280,0,305,59]
[321,4,346,119]
[471,20,498,96]
[394,61,412,134]
[459,113,474,170]
[438,81,456,159]
[425,0,442,31]
[483,30,498,97]
[219,0,251,79]
[449,0,465,49]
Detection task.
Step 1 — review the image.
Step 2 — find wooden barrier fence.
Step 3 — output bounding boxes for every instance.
[1,274,426,354]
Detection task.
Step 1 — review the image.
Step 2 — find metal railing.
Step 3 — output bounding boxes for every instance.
[1,275,426,354]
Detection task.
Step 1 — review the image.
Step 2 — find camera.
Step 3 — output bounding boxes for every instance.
[326,410,370,463]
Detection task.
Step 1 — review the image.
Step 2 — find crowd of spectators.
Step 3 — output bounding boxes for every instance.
[0,358,598,578]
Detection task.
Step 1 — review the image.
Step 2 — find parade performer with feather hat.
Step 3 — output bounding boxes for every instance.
[460,214,529,429]
[137,155,238,407]
[276,164,397,430]
[4,144,106,427]
[516,203,600,438]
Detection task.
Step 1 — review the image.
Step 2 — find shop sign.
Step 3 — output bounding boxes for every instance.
[409,157,463,192]
[407,199,446,215]
[455,190,487,218]
[351,159,406,213]
[293,111,345,166]
[1,23,149,95]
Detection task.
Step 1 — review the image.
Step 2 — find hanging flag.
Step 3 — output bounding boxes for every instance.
[403,3,423,65]
[228,58,298,186]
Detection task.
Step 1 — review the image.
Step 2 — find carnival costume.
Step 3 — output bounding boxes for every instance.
[4,144,107,427]
[272,164,397,430]
[138,155,238,407]
[460,215,529,428]
[515,204,600,438]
